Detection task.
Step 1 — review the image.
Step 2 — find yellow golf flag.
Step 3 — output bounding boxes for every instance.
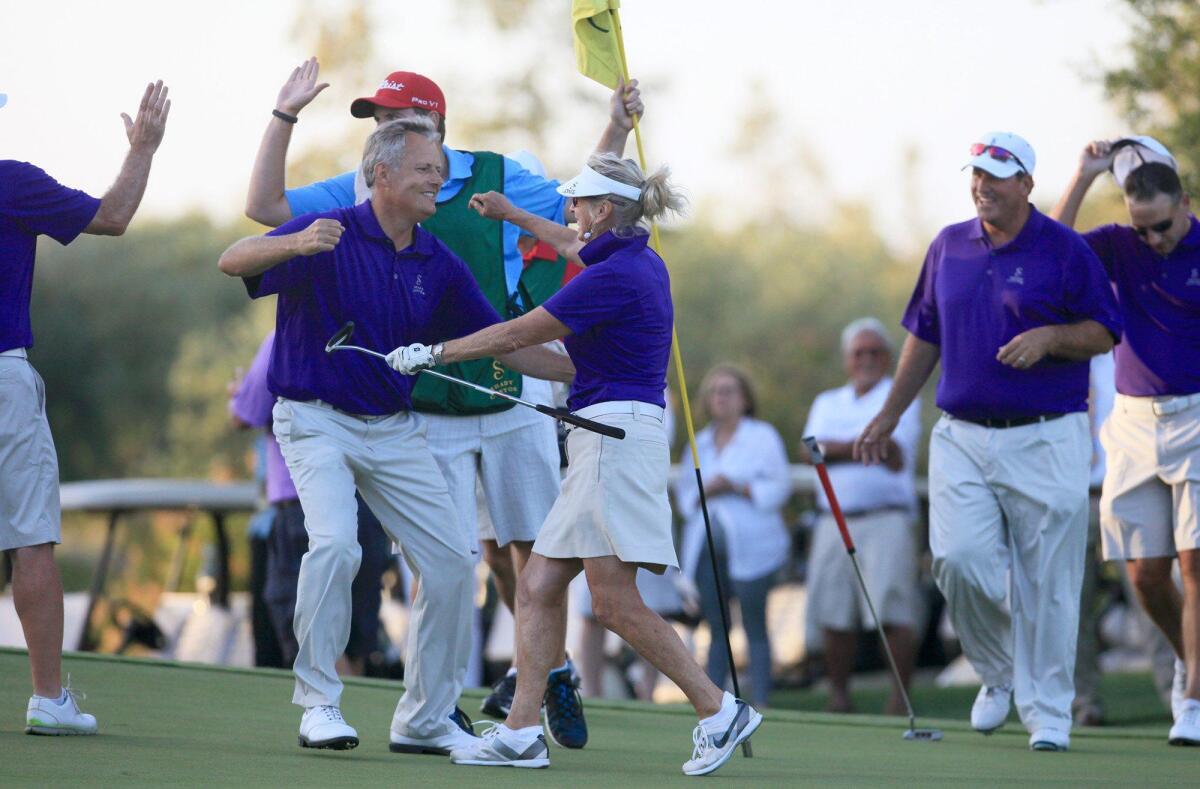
[572,0,622,89]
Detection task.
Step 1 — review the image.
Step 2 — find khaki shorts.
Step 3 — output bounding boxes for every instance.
[1100,393,1200,559]
[535,402,678,572]
[0,353,61,551]
[805,509,918,630]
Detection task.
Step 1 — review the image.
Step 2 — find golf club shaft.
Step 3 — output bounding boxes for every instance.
[331,344,625,439]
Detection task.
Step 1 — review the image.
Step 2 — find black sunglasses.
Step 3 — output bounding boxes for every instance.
[1133,216,1175,238]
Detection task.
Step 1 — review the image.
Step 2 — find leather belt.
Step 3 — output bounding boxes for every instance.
[948,412,1066,429]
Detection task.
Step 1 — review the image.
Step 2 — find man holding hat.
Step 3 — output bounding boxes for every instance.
[1051,136,1200,745]
[855,132,1122,751]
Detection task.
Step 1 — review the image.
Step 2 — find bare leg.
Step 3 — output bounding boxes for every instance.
[11,544,64,697]
[1179,550,1200,700]
[505,554,581,730]
[1128,557,1185,658]
[882,624,916,716]
[577,617,607,697]
[822,629,857,713]
[584,556,723,719]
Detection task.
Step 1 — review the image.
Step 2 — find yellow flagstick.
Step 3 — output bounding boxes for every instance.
[608,4,753,758]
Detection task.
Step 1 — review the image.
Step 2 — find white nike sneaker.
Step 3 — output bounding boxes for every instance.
[681,698,763,777]
[298,705,358,750]
[1028,728,1070,752]
[971,684,1013,733]
[25,683,97,736]
[390,722,480,755]
[450,725,550,768]
[1169,699,1200,746]
[1170,658,1187,720]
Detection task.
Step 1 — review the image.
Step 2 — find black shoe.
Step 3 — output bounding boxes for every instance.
[543,661,587,749]
[481,672,517,719]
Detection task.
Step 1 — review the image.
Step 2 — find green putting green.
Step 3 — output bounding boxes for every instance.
[0,648,1193,787]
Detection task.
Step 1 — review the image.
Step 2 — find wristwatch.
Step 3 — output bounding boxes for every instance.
[431,343,445,365]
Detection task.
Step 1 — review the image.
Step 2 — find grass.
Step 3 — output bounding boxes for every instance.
[0,648,1194,787]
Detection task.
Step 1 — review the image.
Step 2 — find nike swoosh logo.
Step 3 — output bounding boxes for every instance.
[711,704,748,749]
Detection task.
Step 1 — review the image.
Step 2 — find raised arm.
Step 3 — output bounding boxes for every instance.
[1049,140,1115,228]
[217,218,343,278]
[245,57,330,227]
[469,191,583,263]
[854,334,940,466]
[85,81,171,236]
[594,78,644,157]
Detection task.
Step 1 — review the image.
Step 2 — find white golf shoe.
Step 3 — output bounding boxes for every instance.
[681,695,763,777]
[390,718,480,756]
[970,683,1013,733]
[1170,658,1187,720]
[1028,728,1070,752]
[298,705,359,750]
[1169,699,1200,746]
[25,684,97,736]
[450,724,549,768]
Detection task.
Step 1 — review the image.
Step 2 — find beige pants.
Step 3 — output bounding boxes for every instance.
[0,350,60,551]
[273,399,474,738]
[929,412,1090,735]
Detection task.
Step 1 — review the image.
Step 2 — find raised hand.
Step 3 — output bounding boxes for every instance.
[1077,139,1115,179]
[468,191,516,221]
[295,218,344,255]
[276,57,330,116]
[122,81,170,154]
[610,77,644,132]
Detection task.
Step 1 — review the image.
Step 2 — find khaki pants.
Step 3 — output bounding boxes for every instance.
[929,413,1090,735]
[273,399,474,738]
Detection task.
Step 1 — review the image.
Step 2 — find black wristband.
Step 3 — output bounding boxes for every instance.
[272,109,298,124]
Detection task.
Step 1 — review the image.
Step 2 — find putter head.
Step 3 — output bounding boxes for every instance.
[903,728,943,742]
[325,321,355,353]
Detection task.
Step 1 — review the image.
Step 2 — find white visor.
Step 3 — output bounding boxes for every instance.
[556,164,642,201]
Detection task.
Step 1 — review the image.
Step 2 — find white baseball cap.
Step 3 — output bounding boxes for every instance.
[557,164,641,201]
[1111,135,1176,189]
[963,132,1036,178]
[508,149,546,179]
[0,94,7,110]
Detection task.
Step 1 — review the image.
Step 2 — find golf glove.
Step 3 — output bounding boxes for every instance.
[386,343,435,375]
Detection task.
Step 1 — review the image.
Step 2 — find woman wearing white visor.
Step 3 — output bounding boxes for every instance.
[387,153,762,776]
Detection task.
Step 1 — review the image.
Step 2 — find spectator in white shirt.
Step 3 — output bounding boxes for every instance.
[675,365,792,707]
[800,317,921,715]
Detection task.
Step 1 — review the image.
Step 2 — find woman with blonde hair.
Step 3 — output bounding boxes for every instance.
[388,152,762,776]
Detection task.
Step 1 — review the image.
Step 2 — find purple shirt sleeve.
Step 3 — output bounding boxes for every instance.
[229,332,277,428]
[1081,224,1120,279]
[900,235,943,344]
[5,163,100,245]
[1063,235,1123,341]
[542,262,637,335]
[245,214,331,298]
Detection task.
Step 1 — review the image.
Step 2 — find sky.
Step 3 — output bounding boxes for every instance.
[1,0,1136,251]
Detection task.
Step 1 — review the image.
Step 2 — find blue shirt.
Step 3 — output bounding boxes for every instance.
[245,200,502,415]
[542,231,673,411]
[902,207,1122,419]
[284,147,566,299]
[0,161,100,351]
[1083,217,1200,396]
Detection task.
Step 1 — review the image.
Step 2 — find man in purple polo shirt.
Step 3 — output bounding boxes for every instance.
[1052,141,1200,745]
[855,132,1122,752]
[217,116,573,754]
[1,81,169,736]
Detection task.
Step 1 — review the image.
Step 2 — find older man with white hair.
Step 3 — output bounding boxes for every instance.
[800,317,921,716]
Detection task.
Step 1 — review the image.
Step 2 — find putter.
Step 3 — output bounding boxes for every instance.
[324,322,625,440]
[803,437,943,742]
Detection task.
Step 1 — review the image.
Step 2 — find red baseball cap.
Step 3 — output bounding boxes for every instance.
[350,71,446,119]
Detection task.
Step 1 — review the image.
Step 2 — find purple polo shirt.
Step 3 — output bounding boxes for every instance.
[542,230,672,411]
[902,206,1122,419]
[0,161,101,352]
[1083,217,1200,396]
[229,331,298,503]
[245,200,502,415]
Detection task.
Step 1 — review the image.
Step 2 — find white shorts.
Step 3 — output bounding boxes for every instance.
[424,402,560,548]
[0,352,61,551]
[535,402,678,572]
[1100,393,1200,559]
[805,509,918,630]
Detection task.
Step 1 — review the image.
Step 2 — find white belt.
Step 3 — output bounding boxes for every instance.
[1119,392,1200,418]
[575,400,664,422]
[0,347,29,359]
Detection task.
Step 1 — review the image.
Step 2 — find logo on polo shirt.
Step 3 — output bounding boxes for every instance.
[413,274,426,297]
[1188,268,1200,287]
[381,79,405,92]
[1007,267,1025,285]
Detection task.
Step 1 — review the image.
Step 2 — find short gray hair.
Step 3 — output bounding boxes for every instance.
[361,116,440,188]
[840,317,894,355]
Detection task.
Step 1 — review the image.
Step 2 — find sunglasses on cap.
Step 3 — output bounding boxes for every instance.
[970,143,1029,175]
[1133,216,1175,238]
